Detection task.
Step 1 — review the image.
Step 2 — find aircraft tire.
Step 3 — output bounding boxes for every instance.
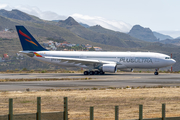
[154,72,159,75]
[84,71,89,75]
[100,71,105,75]
[94,71,99,75]
[89,71,95,75]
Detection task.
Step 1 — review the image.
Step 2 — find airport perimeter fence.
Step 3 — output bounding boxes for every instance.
[0,97,66,120]
[1,97,180,120]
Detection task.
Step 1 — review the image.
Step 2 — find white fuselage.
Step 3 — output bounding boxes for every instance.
[25,51,176,70]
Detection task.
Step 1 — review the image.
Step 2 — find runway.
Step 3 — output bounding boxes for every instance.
[0,73,180,91]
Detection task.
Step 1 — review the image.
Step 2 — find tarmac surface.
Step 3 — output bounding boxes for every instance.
[0,73,180,91]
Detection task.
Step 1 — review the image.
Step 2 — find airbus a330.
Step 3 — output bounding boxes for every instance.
[16,26,176,75]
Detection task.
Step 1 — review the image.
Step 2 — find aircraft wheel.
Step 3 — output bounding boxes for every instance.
[84,71,89,75]
[94,71,99,75]
[154,72,159,75]
[89,71,95,75]
[100,71,105,75]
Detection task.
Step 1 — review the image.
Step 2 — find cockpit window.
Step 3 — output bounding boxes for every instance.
[165,57,170,59]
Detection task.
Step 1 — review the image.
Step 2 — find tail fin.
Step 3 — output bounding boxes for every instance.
[16,26,48,51]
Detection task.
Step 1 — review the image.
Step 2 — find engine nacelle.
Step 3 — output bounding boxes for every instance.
[102,64,117,73]
[26,52,34,57]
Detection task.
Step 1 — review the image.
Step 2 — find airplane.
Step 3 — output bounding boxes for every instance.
[16,26,176,75]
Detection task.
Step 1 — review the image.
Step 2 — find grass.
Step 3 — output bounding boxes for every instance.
[19,100,32,103]
[0,77,93,82]
[1,88,180,119]
[0,70,84,73]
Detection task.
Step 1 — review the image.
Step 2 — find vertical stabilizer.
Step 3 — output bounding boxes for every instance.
[16,26,48,51]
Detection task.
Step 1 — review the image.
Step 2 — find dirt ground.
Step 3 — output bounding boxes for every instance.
[1,88,180,120]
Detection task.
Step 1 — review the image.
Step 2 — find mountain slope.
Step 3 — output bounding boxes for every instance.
[88,25,152,47]
[57,17,155,48]
[0,9,41,22]
[88,25,139,41]
[0,15,136,57]
[160,38,180,46]
[153,32,173,40]
[128,25,159,42]
[0,15,19,31]
[79,23,90,28]
[57,17,132,47]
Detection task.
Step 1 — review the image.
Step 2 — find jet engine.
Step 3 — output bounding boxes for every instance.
[102,64,117,73]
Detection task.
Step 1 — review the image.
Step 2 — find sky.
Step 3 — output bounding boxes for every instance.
[1,0,180,38]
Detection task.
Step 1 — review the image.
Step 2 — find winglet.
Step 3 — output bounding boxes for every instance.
[16,26,48,51]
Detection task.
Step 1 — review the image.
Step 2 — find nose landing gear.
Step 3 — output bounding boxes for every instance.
[154,68,159,75]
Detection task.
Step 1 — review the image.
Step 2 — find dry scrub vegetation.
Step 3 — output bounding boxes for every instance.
[1,88,180,120]
[0,77,92,82]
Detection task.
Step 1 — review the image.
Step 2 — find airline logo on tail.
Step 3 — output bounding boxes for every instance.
[34,52,42,57]
[19,30,38,46]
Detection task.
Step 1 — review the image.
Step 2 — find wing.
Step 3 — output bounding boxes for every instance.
[44,56,121,66]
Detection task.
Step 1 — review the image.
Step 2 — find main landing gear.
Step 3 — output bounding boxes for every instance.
[84,71,105,75]
[154,68,159,75]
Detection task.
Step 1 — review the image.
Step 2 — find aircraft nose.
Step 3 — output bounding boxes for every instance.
[171,59,176,65]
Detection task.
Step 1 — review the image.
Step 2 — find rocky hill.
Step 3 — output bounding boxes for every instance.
[58,17,151,48]
[0,9,41,22]
[128,25,159,42]
[58,16,79,26]
[88,25,151,47]
[88,25,139,41]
